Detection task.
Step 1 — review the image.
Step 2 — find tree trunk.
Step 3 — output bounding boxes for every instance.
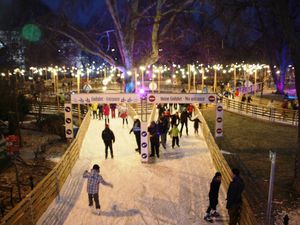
[291,50,300,191]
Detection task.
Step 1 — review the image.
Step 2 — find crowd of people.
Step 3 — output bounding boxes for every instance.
[83,102,248,224]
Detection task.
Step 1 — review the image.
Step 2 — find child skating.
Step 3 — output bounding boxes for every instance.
[169,124,180,148]
[83,164,113,215]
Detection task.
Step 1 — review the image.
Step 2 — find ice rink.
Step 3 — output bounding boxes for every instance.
[37,113,228,225]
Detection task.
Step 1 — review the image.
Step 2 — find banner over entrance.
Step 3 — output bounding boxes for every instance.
[147,93,216,104]
[71,93,140,104]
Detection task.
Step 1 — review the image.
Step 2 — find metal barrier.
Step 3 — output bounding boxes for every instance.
[194,105,259,225]
[0,111,91,225]
[222,98,298,126]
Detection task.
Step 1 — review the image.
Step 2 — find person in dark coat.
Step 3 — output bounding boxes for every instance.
[180,109,189,136]
[189,115,201,135]
[226,168,245,225]
[148,121,160,158]
[158,116,169,149]
[101,124,115,159]
[170,112,180,127]
[129,116,141,153]
[204,172,222,222]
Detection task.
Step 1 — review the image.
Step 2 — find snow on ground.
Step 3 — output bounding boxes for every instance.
[37,114,228,225]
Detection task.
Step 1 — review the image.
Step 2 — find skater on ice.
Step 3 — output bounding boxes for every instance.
[204,172,222,223]
[83,164,113,215]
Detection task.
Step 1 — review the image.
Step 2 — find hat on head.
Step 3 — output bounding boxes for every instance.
[105,123,109,128]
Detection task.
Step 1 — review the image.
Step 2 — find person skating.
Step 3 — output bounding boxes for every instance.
[103,104,110,124]
[180,108,189,137]
[119,103,128,127]
[91,103,98,119]
[189,115,202,135]
[169,124,180,148]
[129,116,141,153]
[227,168,245,225]
[170,112,180,128]
[158,116,169,149]
[110,103,117,118]
[97,104,103,120]
[148,121,160,158]
[204,172,222,223]
[83,164,113,215]
[101,124,115,159]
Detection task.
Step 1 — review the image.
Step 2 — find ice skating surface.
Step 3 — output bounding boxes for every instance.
[37,114,228,225]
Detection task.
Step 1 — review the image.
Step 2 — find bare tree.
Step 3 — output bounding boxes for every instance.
[44,0,194,92]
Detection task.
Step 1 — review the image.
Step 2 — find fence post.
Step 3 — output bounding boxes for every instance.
[266,151,276,225]
[29,195,34,225]
[54,170,61,203]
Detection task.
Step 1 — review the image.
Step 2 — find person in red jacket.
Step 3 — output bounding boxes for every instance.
[103,104,110,124]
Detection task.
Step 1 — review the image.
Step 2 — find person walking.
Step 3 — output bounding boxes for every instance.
[169,124,180,148]
[226,168,245,225]
[148,121,160,158]
[103,104,110,124]
[189,115,201,135]
[83,164,113,215]
[180,108,189,137]
[129,116,141,153]
[204,172,222,222]
[101,124,115,159]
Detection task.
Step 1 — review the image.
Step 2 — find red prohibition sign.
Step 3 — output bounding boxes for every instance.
[148,95,156,102]
[216,128,222,134]
[208,95,216,102]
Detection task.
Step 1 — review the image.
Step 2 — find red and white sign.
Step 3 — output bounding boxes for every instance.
[147,93,216,104]
[215,102,223,138]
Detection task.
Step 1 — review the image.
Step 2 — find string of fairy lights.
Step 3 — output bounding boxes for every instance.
[0,62,295,92]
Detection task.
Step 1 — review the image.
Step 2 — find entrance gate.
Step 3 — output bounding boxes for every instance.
[65,93,223,163]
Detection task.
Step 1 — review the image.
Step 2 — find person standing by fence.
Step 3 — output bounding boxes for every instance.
[148,121,160,158]
[129,116,141,153]
[204,172,222,222]
[226,168,245,225]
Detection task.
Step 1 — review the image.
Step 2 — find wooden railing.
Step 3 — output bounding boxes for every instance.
[0,111,91,225]
[194,105,259,225]
[222,98,298,126]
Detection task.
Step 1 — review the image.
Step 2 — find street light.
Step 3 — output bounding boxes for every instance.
[139,66,146,88]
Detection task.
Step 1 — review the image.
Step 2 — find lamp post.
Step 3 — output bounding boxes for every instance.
[234,65,237,89]
[201,67,205,93]
[213,66,217,93]
[140,66,145,88]
[254,68,257,95]
[76,70,81,126]
[191,65,196,93]
[187,64,191,93]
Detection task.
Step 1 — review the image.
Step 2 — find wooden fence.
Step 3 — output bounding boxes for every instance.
[222,97,298,126]
[194,105,259,225]
[0,111,91,225]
